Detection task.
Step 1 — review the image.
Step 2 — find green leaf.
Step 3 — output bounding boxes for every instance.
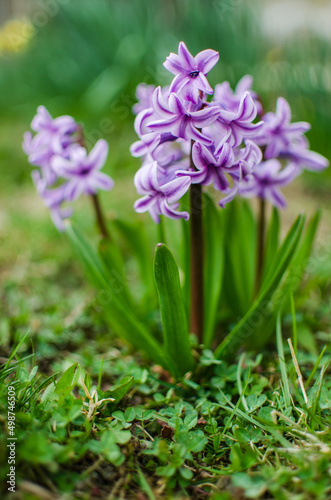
[276,313,292,409]
[106,376,134,404]
[55,363,80,396]
[252,211,320,349]
[203,194,224,348]
[181,217,191,318]
[113,218,154,302]
[4,331,30,369]
[154,244,194,377]
[98,238,134,308]
[215,214,305,359]
[136,465,157,500]
[222,199,256,316]
[66,223,174,373]
[263,206,280,278]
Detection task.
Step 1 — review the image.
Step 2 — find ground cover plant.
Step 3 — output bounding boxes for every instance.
[1,29,331,500]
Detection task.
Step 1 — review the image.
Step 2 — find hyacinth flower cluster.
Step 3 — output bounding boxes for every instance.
[131,42,328,219]
[20,42,329,378]
[23,106,113,234]
[131,41,329,341]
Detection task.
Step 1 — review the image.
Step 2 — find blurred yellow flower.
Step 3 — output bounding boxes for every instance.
[0,19,34,54]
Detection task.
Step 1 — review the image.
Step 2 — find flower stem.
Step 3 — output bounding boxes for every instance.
[90,193,110,240]
[189,141,204,344]
[157,217,166,244]
[255,197,266,296]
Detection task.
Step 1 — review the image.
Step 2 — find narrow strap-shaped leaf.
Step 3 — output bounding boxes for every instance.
[261,214,305,292]
[99,239,135,309]
[154,243,194,377]
[222,199,257,316]
[113,218,155,302]
[262,206,280,280]
[275,210,320,308]
[214,214,305,360]
[203,193,224,348]
[66,223,175,373]
[181,217,191,318]
[251,211,320,349]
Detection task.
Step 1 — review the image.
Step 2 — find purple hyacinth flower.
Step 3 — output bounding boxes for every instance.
[285,143,329,171]
[51,139,114,201]
[218,140,263,207]
[23,131,60,185]
[130,108,163,157]
[212,91,263,148]
[258,97,311,160]
[239,160,301,208]
[132,83,156,115]
[164,41,219,101]
[32,170,73,231]
[134,161,191,223]
[177,141,234,191]
[23,107,80,186]
[213,75,263,115]
[231,139,263,179]
[31,105,78,152]
[148,87,220,146]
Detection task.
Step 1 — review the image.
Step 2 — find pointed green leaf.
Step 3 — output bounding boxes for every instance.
[113,218,154,301]
[98,238,134,308]
[222,199,256,316]
[55,363,80,396]
[106,376,134,404]
[154,243,194,376]
[66,223,174,373]
[203,194,224,348]
[252,211,320,349]
[215,214,305,359]
[263,206,280,279]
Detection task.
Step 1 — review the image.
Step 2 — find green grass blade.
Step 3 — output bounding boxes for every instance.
[290,293,298,354]
[4,331,30,369]
[154,243,194,377]
[276,313,291,409]
[203,194,224,348]
[136,465,156,500]
[305,346,327,388]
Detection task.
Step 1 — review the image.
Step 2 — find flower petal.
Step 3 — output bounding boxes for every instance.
[86,139,108,171]
[195,49,219,74]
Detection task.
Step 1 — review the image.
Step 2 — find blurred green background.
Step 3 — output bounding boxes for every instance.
[0,0,330,279]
